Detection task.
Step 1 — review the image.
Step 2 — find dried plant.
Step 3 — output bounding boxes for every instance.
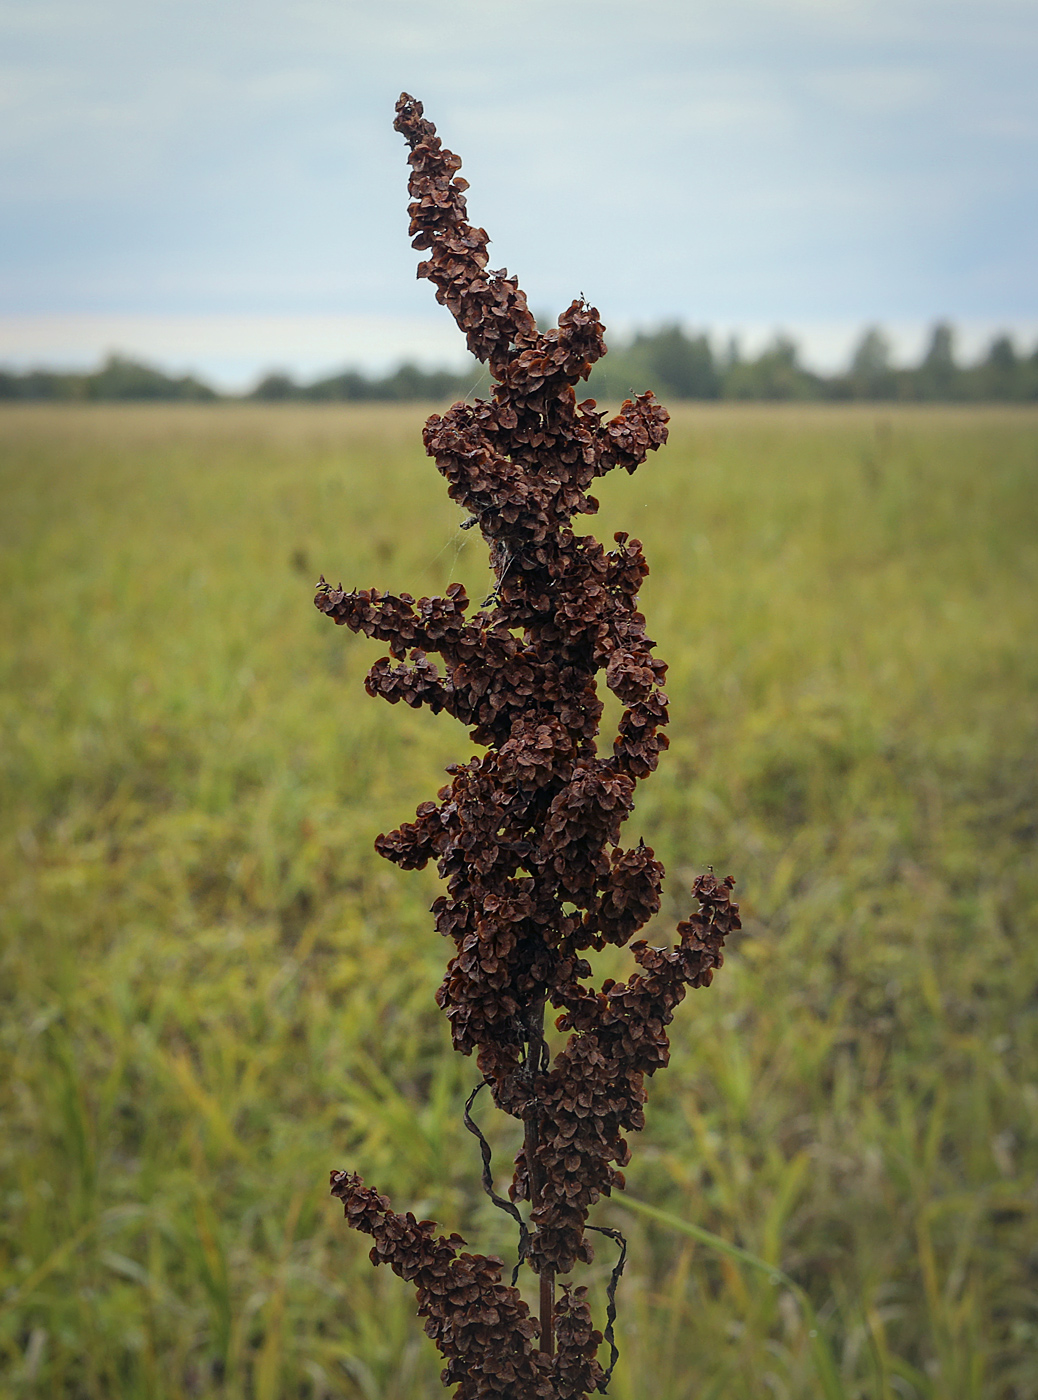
[316,93,740,1400]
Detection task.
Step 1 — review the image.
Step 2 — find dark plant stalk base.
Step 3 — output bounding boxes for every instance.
[320,94,741,1400]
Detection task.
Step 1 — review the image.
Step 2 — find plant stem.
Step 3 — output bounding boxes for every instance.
[524,999,555,1355]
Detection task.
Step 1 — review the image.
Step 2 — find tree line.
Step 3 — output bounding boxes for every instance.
[585,322,1038,403]
[2,324,1037,403]
[0,355,218,403]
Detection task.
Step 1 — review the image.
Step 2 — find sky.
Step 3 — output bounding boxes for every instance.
[2,0,1036,387]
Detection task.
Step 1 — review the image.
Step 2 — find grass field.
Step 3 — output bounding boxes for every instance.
[1,402,1036,1400]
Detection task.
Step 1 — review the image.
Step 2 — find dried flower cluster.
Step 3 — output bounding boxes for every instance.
[318,93,740,1400]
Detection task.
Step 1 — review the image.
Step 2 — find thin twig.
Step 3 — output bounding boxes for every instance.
[463,1079,530,1284]
[586,1224,627,1388]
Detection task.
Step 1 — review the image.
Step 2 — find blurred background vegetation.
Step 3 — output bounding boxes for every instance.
[2,322,1038,404]
[1,402,1036,1399]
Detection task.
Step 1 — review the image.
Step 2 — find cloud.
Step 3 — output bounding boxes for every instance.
[0,0,1035,324]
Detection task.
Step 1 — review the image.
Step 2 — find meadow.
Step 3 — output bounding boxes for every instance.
[0,402,1035,1400]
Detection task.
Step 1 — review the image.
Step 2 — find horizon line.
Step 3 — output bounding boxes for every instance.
[3,311,1037,392]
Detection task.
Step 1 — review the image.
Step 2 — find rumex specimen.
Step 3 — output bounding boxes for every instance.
[317,94,740,1400]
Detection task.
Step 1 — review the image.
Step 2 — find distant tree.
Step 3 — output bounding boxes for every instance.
[722,335,823,401]
[1027,343,1038,401]
[847,327,896,400]
[265,360,476,403]
[584,347,651,401]
[302,369,372,401]
[251,372,303,401]
[0,369,78,400]
[0,358,217,401]
[378,362,473,401]
[86,354,217,401]
[587,325,719,401]
[910,322,959,400]
[986,334,1017,375]
[635,324,721,399]
[967,334,1038,402]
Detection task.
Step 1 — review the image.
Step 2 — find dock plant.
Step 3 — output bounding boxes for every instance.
[316,93,740,1400]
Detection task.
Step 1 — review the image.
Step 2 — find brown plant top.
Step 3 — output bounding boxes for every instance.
[318,94,740,1398]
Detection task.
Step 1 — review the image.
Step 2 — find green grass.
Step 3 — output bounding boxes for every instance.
[1,402,1036,1400]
